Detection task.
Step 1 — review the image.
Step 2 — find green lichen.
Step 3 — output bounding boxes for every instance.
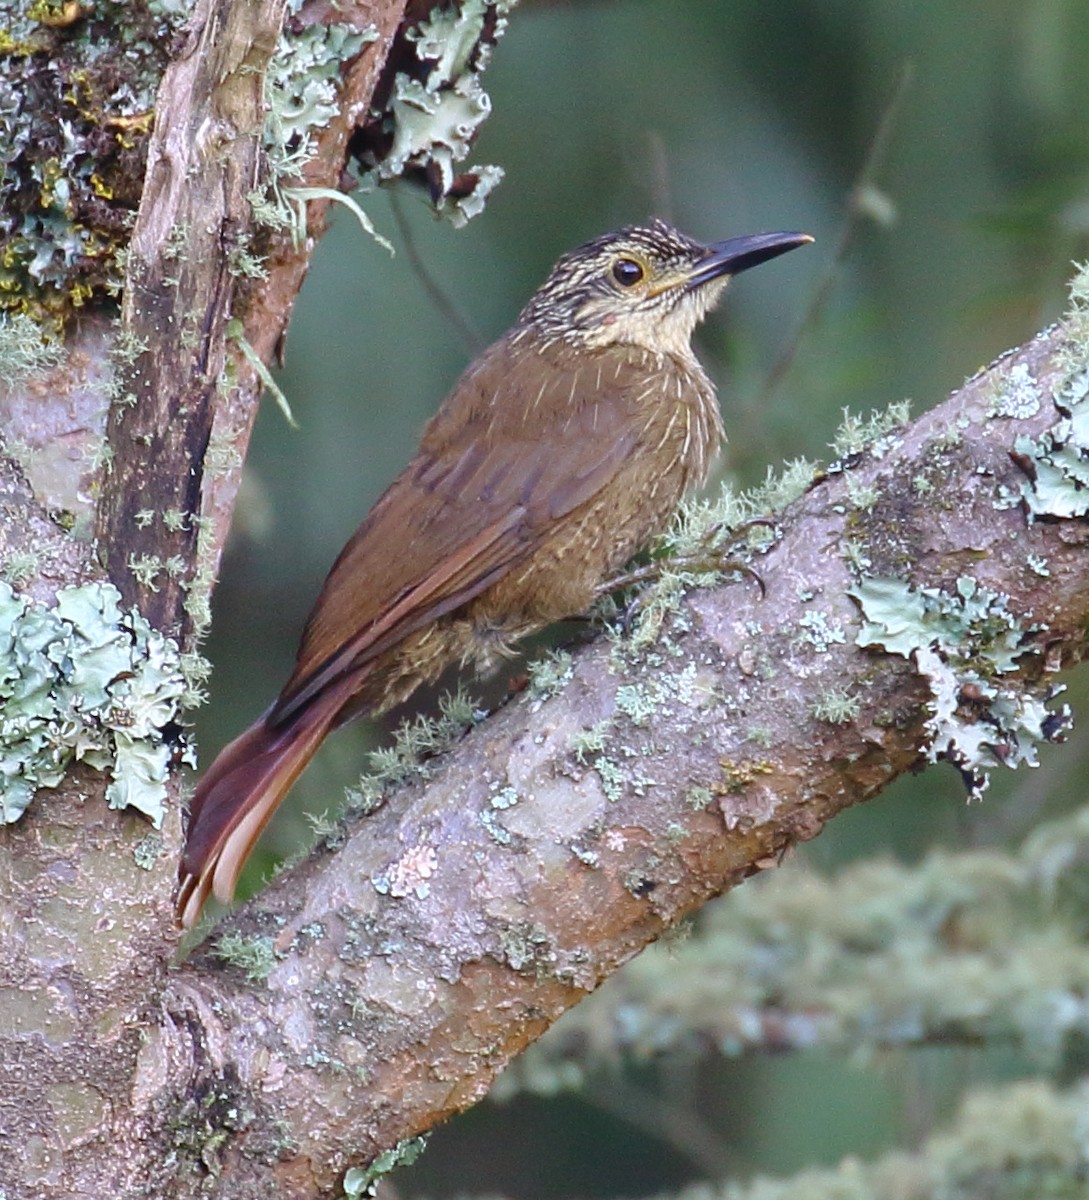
[358,1,518,227]
[794,609,847,653]
[831,399,911,460]
[341,1136,428,1200]
[345,688,479,811]
[0,312,64,385]
[593,754,627,802]
[480,781,521,845]
[526,647,573,700]
[987,360,1043,419]
[844,474,879,511]
[0,1,181,325]
[212,932,278,983]
[851,575,1071,798]
[1012,365,1089,519]
[614,682,658,726]
[0,578,190,824]
[257,17,378,238]
[810,686,861,724]
[571,719,613,764]
[684,784,713,810]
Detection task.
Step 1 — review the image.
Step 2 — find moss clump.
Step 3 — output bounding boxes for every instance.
[0,1,183,327]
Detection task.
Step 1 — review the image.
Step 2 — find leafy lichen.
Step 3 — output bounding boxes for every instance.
[257,14,379,241]
[0,578,190,824]
[851,575,1070,798]
[341,1136,428,1200]
[1012,364,1089,519]
[357,1,519,227]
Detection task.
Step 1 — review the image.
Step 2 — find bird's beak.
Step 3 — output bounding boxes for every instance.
[686,231,814,289]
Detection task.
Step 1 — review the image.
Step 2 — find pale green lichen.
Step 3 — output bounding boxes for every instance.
[614,682,658,726]
[479,805,514,846]
[0,312,64,386]
[526,648,573,701]
[570,720,611,764]
[489,782,520,809]
[1004,266,1089,518]
[212,932,278,982]
[684,784,713,810]
[844,474,879,510]
[480,781,521,845]
[810,686,861,724]
[851,575,1071,798]
[345,688,479,812]
[360,1,518,227]
[987,360,1042,419]
[0,579,190,824]
[1012,364,1089,519]
[830,399,911,460]
[257,16,378,238]
[341,1136,428,1200]
[794,609,847,654]
[592,754,628,802]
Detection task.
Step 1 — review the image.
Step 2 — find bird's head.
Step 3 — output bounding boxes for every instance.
[517,218,812,359]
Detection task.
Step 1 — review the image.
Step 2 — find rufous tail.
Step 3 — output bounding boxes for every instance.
[176,689,349,929]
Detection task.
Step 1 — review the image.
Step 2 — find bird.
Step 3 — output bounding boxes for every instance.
[176,218,813,928]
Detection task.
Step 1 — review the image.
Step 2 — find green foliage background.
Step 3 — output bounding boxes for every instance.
[198,1,1089,1195]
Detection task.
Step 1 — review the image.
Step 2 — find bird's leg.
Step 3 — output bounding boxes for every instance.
[595,516,778,601]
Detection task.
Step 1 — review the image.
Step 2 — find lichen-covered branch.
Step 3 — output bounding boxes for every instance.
[495,803,1089,1099]
[93,0,408,636]
[149,295,1089,1194]
[675,1079,1089,1200]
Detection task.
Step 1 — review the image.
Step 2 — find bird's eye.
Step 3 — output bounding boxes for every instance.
[611,257,645,287]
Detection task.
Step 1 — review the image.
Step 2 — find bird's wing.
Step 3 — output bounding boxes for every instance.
[270,340,650,725]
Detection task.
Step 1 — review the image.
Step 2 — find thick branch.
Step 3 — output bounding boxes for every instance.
[0,4,408,1197]
[94,0,406,636]
[157,319,1089,1192]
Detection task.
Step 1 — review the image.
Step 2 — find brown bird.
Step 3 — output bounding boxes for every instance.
[177,219,812,928]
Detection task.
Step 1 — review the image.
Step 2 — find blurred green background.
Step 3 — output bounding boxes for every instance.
[198,0,1089,1194]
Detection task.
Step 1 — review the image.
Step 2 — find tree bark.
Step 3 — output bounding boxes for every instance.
[153,320,1089,1195]
[2,1,1088,1196]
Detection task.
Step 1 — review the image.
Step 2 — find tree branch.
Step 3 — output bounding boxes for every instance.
[158,310,1089,1192]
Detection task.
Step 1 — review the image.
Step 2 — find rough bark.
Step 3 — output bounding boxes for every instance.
[154,323,1086,1196]
[0,1,407,1196]
[2,0,1088,1197]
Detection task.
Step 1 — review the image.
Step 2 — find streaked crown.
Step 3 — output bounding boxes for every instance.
[516,218,811,359]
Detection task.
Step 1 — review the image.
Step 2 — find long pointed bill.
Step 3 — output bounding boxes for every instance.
[686,231,814,289]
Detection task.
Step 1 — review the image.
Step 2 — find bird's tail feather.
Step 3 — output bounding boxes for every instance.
[176,687,349,929]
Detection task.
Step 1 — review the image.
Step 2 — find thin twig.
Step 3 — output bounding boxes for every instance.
[646,129,674,223]
[388,189,483,355]
[755,61,915,409]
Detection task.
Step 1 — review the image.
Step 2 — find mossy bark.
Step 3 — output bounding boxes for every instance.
[2,3,1089,1198]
